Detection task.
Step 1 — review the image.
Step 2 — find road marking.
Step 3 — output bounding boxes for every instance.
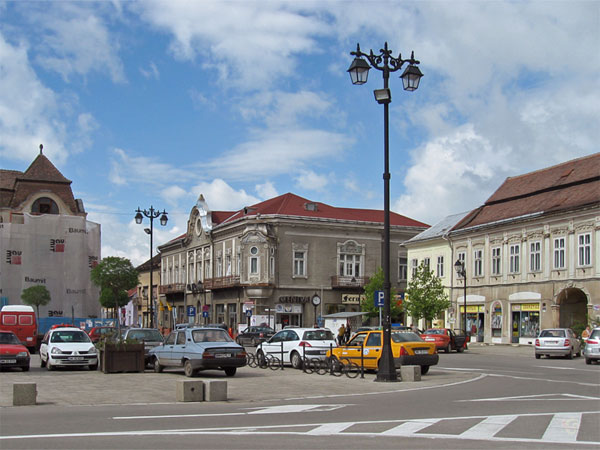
[457,393,600,402]
[4,411,598,446]
[539,365,600,373]
[542,412,582,442]
[487,373,599,387]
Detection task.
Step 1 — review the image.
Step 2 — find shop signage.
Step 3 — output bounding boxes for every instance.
[275,304,302,314]
[278,295,310,304]
[342,294,365,304]
[459,305,483,313]
[521,303,540,311]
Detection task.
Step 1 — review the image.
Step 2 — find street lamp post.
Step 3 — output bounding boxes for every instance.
[135,206,168,329]
[348,42,423,382]
[454,260,468,336]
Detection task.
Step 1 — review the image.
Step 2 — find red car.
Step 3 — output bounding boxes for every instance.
[87,326,117,343]
[0,330,31,371]
[420,328,468,353]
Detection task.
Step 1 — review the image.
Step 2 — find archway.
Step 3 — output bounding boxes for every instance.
[556,287,588,328]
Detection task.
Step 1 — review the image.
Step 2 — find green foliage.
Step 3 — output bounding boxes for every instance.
[404,262,450,323]
[361,267,402,320]
[21,285,51,319]
[90,257,138,325]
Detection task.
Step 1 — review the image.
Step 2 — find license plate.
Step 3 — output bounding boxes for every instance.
[415,350,429,355]
[215,353,231,358]
[69,356,84,360]
[591,348,599,353]
[425,338,435,341]
[1,359,17,364]
[319,350,327,355]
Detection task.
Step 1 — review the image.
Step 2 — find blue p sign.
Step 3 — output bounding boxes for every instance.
[374,290,385,308]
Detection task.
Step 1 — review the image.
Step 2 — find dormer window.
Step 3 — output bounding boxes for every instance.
[304,202,318,211]
[31,197,59,215]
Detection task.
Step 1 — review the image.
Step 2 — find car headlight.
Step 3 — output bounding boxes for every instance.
[88,346,98,354]
[17,351,29,357]
[51,347,63,354]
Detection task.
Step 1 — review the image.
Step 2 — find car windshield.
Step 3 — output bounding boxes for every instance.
[0,332,21,345]
[192,329,234,343]
[589,330,600,339]
[423,329,444,335]
[392,332,423,342]
[51,330,90,343]
[302,330,334,340]
[127,330,163,342]
[540,329,566,338]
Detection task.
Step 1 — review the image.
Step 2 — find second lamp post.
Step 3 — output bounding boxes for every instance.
[347,42,423,382]
[135,206,168,328]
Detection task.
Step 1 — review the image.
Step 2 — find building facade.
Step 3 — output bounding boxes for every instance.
[0,146,101,318]
[157,193,428,332]
[135,255,161,328]
[409,153,600,345]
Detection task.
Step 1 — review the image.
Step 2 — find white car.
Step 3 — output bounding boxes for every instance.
[40,327,98,371]
[584,327,600,365]
[256,327,337,369]
[534,328,581,359]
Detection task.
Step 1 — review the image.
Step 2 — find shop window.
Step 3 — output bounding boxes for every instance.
[491,303,502,337]
[491,247,502,276]
[511,304,540,340]
[553,237,565,269]
[578,233,591,267]
[529,241,542,272]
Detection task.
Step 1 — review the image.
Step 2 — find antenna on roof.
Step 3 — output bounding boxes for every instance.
[39,144,43,155]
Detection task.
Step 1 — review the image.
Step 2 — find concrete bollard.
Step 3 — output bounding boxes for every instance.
[205,380,227,401]
[13,383,37,406]
[176,380,204,402]
[400,365,421,382]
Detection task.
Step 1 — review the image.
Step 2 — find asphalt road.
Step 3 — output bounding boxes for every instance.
[1,345,599,449]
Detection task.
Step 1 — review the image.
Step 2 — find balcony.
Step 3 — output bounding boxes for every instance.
[159,283,186,295]
[204,276,241,290]
[331,276,369,289]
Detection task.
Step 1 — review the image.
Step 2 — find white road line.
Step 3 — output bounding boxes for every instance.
[539,365,600,373]
[306,422,354,435]
[457,393,600,402]
[542,412,583,443]
[381,418,439,435]
[459,415,516,438]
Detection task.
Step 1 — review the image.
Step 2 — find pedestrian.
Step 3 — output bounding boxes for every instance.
[582,325,591,340]
[411,323,418,333]
[345,322,351,342]
[337,323,346,345]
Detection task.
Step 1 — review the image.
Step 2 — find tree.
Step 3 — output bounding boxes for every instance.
[361,267,402,321]
[90,256,138,330]
[21,285,51,321]
[404,262,450,326]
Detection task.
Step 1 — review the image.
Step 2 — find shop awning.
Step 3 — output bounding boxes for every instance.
[322,312,369,319]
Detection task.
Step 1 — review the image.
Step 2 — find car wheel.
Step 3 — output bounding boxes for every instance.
[457,346,464,353]
[22,365,30,372]
[224,367,237,377]
[153,357,163,373]
[290,351,303,369]
[184,360,195,377]
[46,359,54,371]
[586,358,591,365]
[40,356,46,368]
[421,365,430,375]
[566,349,573,360]
[444,344,450,353]
[535,353,541,359]
[89,363,98,371]
[576,350,581,357]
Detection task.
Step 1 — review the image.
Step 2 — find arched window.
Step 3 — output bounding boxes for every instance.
[31,197,59,215]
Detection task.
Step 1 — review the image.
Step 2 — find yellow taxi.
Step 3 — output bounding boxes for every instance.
[328,329,438,375]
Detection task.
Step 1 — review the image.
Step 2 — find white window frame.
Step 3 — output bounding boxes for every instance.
[339,253,361,277]
[509,244,520,274]
[398,257,407,281]
[456,251,466,279]
[293,250,307,277]
[554,237,566,269]
[436,256,444,278]
[423,257,430,271]
[411,258,418,278]
[578,233,592,267]
[473,249,483,277]
[491,247,502,276]
[529,241,542,272]
[249,246,259,275]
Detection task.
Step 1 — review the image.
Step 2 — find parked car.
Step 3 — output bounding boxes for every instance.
[584,327,600,365]
[148,327,246,377]
[535,328,581,359]
[0,330,30,371]
[0,305,37,352]
[236,326,275,346]
[88,326,117,343]
[121,328,164,365]
[329,330,439,375]
[256,328,337,369]
[40,327,98,370]
[421,328,468,353]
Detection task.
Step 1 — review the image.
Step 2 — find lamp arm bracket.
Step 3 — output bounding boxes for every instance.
[351,44,420,73]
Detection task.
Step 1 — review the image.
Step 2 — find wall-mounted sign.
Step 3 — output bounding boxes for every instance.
[342,294,364,304]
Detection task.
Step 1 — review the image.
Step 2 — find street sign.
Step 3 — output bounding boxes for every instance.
[202,311,209,318]
[245,309,252,317]
[187,306,196,317]
[202,305,210,312]
[374,290,385,308]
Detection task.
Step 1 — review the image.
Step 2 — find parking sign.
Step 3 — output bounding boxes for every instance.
[374,290,385,308]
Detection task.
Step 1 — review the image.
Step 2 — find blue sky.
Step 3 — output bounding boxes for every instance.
[1,1,598,267]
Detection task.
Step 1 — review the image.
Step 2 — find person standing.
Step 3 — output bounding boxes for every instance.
[337,323,346,345]
[345,322,352,343]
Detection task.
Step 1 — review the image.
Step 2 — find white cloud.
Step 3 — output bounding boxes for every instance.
[294,170,328,192]
[191,179,259,211]
[161,185,189,207]
[140,61,160,80]
[255,181,278,199]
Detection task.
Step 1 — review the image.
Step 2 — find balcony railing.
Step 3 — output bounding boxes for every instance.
[331,276,369,288]
[159,283,186,294]
[204,276,241,290]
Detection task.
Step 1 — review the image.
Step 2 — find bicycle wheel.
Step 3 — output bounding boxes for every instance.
[342,360,360,379]
[314,358,328,375]
[268,356,282,370]
[257,352,268,369]
[247,353,258,368]
[329,356,344,377]
[302,357,314,374]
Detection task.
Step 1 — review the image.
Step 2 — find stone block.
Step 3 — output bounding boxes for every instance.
[400,365,421,382]
[13,383,37,406]
[176,380,204,402]
[205,380,227,401]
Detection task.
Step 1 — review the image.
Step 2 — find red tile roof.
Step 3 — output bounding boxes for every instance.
[455,153,600,230]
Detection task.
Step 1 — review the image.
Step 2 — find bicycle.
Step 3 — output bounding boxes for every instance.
[256,351,282,370]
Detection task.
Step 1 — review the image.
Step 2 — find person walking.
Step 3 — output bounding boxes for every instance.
[345,322,352,343]
[337,323,346,345]
[582,325,591,340]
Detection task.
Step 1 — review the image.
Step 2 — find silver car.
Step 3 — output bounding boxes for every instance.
[535,328,581,359]
[584,327,600,365]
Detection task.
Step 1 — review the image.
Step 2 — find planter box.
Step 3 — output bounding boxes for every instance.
[100,343,145,374]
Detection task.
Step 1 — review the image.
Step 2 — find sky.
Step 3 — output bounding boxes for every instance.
[1,0,598,267]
